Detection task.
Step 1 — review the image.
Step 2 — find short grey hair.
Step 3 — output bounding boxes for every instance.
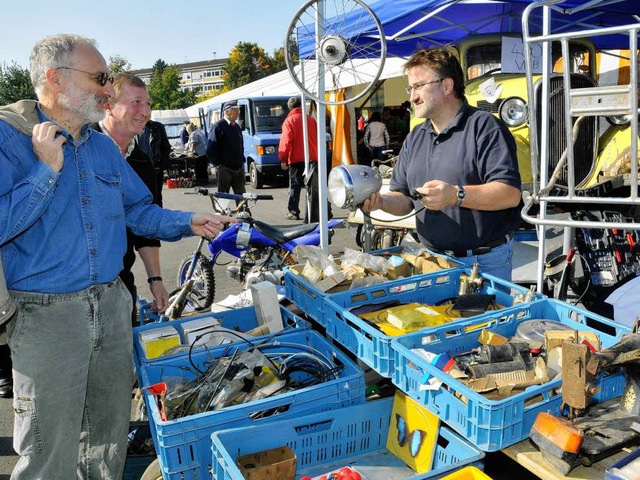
[287,96,301,110]
[29,34,98,97]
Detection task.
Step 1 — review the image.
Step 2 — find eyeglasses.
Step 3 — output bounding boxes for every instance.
[405,78,443,95]
[56,67,114,87]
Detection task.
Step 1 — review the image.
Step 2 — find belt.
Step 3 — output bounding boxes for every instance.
[442,232,514,258]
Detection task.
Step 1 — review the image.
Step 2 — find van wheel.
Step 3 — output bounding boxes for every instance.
[249,162,264,189]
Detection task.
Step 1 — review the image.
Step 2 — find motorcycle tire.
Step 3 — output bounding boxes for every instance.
[175,254,215,310]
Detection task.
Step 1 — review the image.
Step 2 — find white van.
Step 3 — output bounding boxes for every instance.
[150,109,190,149]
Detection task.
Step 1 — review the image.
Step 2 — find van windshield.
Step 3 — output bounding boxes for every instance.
[163,124,182,139]
[254,100,290,132]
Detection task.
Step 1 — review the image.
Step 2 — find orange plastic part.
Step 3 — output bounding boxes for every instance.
[531,412,584,454]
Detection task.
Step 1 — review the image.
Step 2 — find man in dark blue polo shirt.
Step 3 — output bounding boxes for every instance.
[363,47,521,280]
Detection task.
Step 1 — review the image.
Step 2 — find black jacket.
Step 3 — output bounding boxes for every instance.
[138,120,172,170]
[206,119,244,169]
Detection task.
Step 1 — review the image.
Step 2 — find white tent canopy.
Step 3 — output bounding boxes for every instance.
[185,57,407,118]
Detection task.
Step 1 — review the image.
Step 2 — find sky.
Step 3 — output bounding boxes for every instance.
[0,0,309,70]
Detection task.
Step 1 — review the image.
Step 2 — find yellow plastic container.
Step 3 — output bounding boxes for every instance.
[441,466,492,480]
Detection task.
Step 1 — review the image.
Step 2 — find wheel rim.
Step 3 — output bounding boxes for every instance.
[285,0,387,106]
[178,258,210,308]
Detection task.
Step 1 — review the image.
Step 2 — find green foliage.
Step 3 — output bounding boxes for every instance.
[148,63,199,109]
[224,42,275,90]
[270,47,287,73]
[0,62,36,105]
[108,55,132,73]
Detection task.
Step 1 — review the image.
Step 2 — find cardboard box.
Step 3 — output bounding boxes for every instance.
[250,281,283,333]
[138,326,180,359]
[236,446,296,480]
[179,316,221,347]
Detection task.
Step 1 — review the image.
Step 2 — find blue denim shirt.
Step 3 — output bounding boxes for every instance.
[0,106,193,293]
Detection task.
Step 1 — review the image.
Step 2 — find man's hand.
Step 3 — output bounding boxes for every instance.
[281,162,289,171]
[361,192,384,213]
[149,281,169,313]
[32,122,66,173]
[414,180,457,210]
[191,212,237,239]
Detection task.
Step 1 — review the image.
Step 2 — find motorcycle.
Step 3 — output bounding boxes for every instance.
[167,188,342,318]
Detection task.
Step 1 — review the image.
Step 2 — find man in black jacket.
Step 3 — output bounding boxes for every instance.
[206,101,246,196]
[92,73,168,323]
[138,119,171,206]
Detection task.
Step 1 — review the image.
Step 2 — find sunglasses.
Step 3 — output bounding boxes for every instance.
[56,67,114,87]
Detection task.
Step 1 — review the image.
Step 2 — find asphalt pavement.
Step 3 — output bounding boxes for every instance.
[0,174,538,479]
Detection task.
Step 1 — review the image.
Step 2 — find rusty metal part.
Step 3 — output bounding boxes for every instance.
[562,342,600,419]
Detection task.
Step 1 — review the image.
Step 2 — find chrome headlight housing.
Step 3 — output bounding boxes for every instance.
[606,114,632,127]
[499,97,528,127]
[328,165,382,211]
[265,145,276,155]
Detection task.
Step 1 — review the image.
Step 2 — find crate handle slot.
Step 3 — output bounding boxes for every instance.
[248,402,292,420]
[294,419,334,435]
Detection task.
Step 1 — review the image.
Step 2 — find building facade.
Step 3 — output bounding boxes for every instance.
[131,58,228,93]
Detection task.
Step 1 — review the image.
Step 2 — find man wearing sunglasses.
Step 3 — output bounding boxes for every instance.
[363,46,521,280]
[0,34,235,479]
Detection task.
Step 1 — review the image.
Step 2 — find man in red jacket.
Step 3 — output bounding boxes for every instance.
[278,96,318,221]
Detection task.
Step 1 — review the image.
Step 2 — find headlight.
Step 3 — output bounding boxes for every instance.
[256,145,277,155]
[606,114,632,127]
[499,97,528,127]
[265,145,276,155]
[328,165,382,211]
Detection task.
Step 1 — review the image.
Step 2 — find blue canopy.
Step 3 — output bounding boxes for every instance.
[297,0,640,57]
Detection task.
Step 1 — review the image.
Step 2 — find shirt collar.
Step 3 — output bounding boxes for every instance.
[422,99,471,136]
[98,120,135,156]
[36,104,94,145]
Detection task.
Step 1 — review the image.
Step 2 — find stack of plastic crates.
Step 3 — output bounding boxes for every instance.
[135,327,365,480]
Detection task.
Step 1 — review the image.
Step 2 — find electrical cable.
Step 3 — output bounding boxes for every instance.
[362,205,426,223]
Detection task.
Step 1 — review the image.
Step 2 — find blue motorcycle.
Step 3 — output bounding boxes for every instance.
[167,189,342,318]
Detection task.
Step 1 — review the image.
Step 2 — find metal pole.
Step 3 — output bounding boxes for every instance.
[316,0,329,252]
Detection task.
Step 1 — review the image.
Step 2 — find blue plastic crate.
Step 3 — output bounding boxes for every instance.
[211,397,485,480]
[133,305,310,367]
[140,329,365,480]
[392,298,630,451]
[283,249,465,328]
[321,270,540,377]
[605,446,640,479]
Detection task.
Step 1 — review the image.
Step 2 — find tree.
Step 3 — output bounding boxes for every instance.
[224,42,273,90]
[108,55,131,73]
[147,63,199,110]
[270,47,287,73]
[0,62,36,105]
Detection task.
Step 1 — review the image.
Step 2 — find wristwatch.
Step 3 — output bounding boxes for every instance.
[454,185,466,207]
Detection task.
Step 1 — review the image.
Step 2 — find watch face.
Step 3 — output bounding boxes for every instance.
[457,188,465,200]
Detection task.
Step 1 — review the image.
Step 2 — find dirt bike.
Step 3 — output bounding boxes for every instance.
[165,188,342,319]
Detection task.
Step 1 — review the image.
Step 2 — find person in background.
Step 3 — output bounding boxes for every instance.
[364,111,390,164]
[138,118,172,206]
[206,101,246,198]
[279,96,318,221]
[179,119,190,149]
[187,122,209,186]
[363,46,521,280]
[0,33,233,479]
[92,73,168,323]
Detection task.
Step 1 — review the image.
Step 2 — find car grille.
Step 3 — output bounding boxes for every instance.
[535,74,597,190]
[476,99,504,113]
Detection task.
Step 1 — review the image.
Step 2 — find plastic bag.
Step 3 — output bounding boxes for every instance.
[340,247,388,275]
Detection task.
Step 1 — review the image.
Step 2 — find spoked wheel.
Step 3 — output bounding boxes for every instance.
[285,0,386,105]
[173,254,215,312]
[140,459,162,480]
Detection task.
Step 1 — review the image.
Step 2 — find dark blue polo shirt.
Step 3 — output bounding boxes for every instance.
[390,101,521,252]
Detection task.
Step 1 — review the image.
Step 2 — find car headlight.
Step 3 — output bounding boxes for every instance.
[265,145,276,155]
[499,97,528,127]
[606,114,632,127]
[328,165,382,211]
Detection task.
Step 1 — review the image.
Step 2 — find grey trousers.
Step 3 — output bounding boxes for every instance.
[7,279,134,480]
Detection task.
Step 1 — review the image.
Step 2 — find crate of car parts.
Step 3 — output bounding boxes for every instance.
[211,397,485,480]
[133,304,310,366]
[392,298,630,451]
[139,329,364,480]
[320,268,540,377]
[283,246,465,328]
